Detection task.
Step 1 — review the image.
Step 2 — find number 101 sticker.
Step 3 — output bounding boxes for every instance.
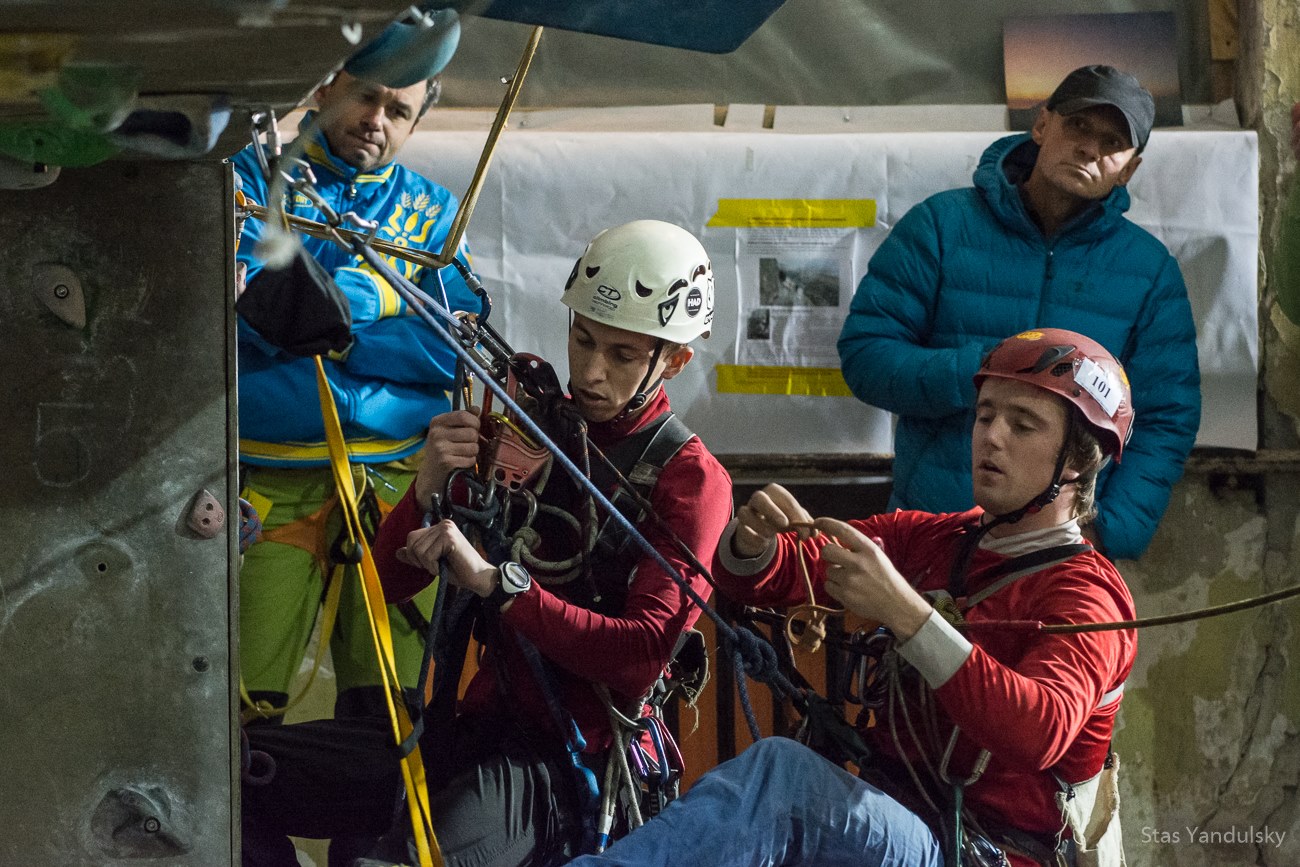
[1074,358,1122,416]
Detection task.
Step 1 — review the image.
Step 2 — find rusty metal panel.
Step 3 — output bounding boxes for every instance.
[0,160,237,864]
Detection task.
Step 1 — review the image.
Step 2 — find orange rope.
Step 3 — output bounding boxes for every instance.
[783,523,843,653]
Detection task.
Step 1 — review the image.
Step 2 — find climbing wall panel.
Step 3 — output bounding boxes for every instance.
[0,160,238,865]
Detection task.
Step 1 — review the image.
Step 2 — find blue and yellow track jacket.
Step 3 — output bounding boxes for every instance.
[233,118,481,467]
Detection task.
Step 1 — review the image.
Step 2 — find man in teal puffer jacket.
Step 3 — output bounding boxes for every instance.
[839,65,1200,561]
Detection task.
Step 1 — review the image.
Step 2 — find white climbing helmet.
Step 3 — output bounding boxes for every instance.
[561,220,714,344]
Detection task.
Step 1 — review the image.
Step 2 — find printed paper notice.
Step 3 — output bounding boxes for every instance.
[735,227,864,368]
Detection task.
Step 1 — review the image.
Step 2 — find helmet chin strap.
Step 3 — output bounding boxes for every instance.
[982,445,1072,535]
[612,340,664,422]
[950,446,1073,598]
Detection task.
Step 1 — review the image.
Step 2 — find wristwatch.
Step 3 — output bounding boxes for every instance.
[487,560,532,610]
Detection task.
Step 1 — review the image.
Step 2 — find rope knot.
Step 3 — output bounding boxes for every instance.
[730,626,780,683]
[511,525,542,554]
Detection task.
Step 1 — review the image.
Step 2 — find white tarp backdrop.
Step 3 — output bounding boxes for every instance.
[399,115,1257,456]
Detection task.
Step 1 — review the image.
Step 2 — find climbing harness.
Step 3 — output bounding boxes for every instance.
[853,533,1131,867]
[507,625,604,852]
[237,470,409,727]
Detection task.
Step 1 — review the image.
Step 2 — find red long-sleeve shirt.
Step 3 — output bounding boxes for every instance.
[714,508,1136,860]
[374,389,733,751]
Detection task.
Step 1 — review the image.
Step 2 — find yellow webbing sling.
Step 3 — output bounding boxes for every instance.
[313,356,443,867]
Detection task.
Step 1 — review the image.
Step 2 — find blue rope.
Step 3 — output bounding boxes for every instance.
[346,240,799,741]
[729,627,792,739]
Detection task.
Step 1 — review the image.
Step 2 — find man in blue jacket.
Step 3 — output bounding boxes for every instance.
[839,65,1200,560]
[234,67,482,722]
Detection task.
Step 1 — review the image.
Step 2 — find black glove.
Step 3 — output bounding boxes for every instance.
[236,246,353,357]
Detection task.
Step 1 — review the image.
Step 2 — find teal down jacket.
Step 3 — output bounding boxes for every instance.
[838,133,1201,560]
[234,117,481,468]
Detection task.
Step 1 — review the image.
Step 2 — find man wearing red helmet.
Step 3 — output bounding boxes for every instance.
[569,328,1135,867]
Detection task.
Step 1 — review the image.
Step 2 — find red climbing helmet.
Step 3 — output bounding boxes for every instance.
[973,328,1134,461]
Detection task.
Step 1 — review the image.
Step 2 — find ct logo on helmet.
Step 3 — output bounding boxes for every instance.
[591,283,620,313]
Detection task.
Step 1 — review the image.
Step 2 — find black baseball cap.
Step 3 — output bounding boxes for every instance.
[1046,65,1156,150]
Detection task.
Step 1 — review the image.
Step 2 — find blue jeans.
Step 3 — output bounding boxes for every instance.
[568,737,943,867]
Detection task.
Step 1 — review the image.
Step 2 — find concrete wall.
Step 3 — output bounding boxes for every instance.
[0,160,239,864]
[1116,2,1300,863]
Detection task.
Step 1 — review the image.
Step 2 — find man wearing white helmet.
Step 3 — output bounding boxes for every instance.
[241,221,733,867]
[555,218,716,418]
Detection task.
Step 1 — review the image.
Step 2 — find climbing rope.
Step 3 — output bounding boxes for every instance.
[779,522,843,654]
[961,579,1300,635]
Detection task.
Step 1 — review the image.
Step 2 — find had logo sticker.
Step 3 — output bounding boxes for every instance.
[596,284,621,301]
[685,286,703,317]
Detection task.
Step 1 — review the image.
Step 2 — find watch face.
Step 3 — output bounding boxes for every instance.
[501,561,531,593]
